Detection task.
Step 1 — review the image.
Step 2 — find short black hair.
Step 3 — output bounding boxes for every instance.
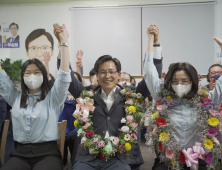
[94,55,121,73]
[207,64,222,82]
[9,23,19,29]
[89,68,96,77]
[121,72,132,81]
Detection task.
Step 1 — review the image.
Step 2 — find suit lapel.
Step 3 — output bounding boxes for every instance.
[108,88,124,115]
[93,88,108,114]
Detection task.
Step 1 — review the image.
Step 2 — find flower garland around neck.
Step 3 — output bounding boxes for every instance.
[142,85,222,170]
[72,87,143,160]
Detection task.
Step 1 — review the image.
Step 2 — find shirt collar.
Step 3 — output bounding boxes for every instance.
[12,34,18,39]
[27,90,42,97]
[100,86,117,98]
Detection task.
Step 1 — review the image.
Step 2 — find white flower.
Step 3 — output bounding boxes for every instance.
[81,136,87,144]
[87,91,94,97]
[136,93,142,98]
[131,93,137,98]
[120,89,125,95]
[121,118,126,123]
[125,107,129,113]
[108,136,115,142]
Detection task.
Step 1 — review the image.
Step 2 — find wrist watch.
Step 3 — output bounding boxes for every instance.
[153,44,160,47]
[60,42,69,47]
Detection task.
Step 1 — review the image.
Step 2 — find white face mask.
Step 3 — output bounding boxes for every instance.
[24,74,43,90]
[171,83,192,98]
[118,81,131,86]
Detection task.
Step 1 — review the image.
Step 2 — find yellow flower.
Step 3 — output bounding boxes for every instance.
[208,117,219,126]
[128,106,136,113]
[166,96,172,103]
[74,120,79,127]
[159,132,169,142]
[204,139,213,149]
[199,89,209,96]
[171,161,175,166]
[204,91,209,95]
[125,142,132,151]
[151,111,159,119]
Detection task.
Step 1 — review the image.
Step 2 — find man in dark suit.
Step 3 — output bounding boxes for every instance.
[56,24,162,170]
[6,23,19,43]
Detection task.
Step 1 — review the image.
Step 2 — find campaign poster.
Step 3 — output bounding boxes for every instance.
[1,22,20,48]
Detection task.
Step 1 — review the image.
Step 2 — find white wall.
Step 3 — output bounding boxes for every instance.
[0,4,73,77]
[0,1,220,85]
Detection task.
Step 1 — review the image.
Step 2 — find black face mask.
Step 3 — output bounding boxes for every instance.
[131,83,136,87]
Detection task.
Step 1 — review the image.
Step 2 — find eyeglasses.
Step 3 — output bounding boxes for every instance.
[24,71,42,77]
[210,71,222,75]
[28,46,52,53]
[120,78,130,82]
[171,79,191,85]
[98,71,118,76]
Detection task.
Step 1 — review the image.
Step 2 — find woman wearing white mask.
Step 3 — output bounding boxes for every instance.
[143,26,221,170]
[0,23,71,170]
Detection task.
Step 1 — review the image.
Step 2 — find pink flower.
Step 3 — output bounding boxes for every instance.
[157,105,165,111]
[81,137,87,144]
[209,110,217,116]
[125,91,131,95]
[125,99,133,105]
[126,115,134,121]
[86,122,91,126]
[121,126,129,132]
[83,125,88,129]
[98,141,105,148]
[131,133,137,140]
[80,117,89,122]
[207,128,217,136]
[166,148,174,159]
[124,134,131,141]
[205,152,212,164]
[113,137,119,145]
[131,122,138,128]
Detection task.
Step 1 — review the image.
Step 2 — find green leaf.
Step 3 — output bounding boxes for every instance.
[120,139,125,145]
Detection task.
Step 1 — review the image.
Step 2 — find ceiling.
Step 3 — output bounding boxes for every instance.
[0,0,216,6]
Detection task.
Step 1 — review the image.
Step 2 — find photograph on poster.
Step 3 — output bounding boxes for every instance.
[2,22,20,48]
[25,29,54,64]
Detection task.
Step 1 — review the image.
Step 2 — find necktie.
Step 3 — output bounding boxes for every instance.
[11,38,14,42]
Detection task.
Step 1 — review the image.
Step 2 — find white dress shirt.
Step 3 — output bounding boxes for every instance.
[100,86,117,138]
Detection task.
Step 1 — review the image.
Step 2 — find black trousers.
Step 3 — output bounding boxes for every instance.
[0,141,63,170]
[152,157,208,170]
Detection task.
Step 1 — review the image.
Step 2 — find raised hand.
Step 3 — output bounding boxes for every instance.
[213,36,222,47]
[148,23,159,44]
[53,23,69,43]
[209,78,216,90]
[147,27,154,40]
[76,60,82,67]
[76,51,83,60]
[43,52,50,64]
